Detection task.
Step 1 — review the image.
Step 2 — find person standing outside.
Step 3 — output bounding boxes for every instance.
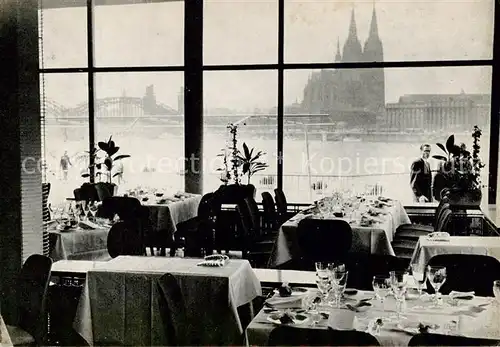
[410,144,432,203]
[60,150,72,180]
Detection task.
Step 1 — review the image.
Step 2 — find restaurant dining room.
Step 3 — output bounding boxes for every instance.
[1,0,500,346]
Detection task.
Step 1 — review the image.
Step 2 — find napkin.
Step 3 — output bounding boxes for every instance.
[449,291,475,300]
[265,295,303,309]
[78,220,100,230]
[328,308,355,330]
[426,232,450,241]
[197,255,229,267]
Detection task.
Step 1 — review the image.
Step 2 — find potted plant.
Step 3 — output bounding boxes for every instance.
[237,142,269,185]
[432,125,485,206]
[91,136,130,200]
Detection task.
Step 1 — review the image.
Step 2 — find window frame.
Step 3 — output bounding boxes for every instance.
[39,0,500,204]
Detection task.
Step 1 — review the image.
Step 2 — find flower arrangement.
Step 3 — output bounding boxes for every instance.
[432,125,485,200]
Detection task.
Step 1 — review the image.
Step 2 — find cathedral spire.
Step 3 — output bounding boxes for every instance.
[335,37,341,62]
[368,3,379,40]
[347,7,358,41]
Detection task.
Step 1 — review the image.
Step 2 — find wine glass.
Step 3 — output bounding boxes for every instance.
[316,274,332,302]
[89,201,99,220]
[390,271,408,324]
[493,280,500,304]
[330,265,348,308]
[372,275,391,310]
[411,263,426,297]
[427,266,447,307]
[303,294,322,325]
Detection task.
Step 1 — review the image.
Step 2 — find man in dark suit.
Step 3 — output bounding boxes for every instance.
[410,144,432,203]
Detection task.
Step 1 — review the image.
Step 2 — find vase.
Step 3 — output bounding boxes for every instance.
[447,189,482,207]
[95,182,118,201]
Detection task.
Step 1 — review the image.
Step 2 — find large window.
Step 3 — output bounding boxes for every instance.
[40,0,499,206]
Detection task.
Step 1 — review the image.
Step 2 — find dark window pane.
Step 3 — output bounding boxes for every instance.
[204,0,278,65]
[95,72,184,192]
[40,73,89,203]
[204,71,277,194]
[284,67,491,203]
[285,0,493,63]
[39,7,87,68]
[94,2,184,67]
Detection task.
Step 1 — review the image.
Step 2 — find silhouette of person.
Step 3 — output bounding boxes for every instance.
[60,151,72,180]
[410,144,432,203]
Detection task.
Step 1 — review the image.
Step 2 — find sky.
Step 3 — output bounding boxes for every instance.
[40,0,494,110]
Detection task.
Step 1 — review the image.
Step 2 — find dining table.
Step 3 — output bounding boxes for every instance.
[73,255,262,346]
[246,288,500,346]
[48,221,111,261]
[410,235,500,268]
[0,314,12,347]
[269,197,411,268]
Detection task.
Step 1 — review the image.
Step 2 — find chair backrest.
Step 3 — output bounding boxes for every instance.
[297,219,352,268]
[245,196,262,236]
[409,333,500,346]
[17,254,53,345]
[435,206,452,233]
[74,182,99,202]
[268,326,379,346]
[426,254,500,296]
[345,253,409,290]
[261,191,278,229]
[236,200,257,243]
[107,221,144,258]
[197,192,216,220]
[156,273,196,346]
[433,198,450,231]
[273,188,288,216]
[215,184,255,204]
[100,196,143,222]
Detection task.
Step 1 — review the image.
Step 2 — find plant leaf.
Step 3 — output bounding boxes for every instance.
[104,157,113,171]
[81,173,90,178]
[242,162,250,174]
[432,155,448,161]
[112,172,122,178]
[113,154,130,161]
[436,143,447,155]
[98,141,109,151]
[243,143,251,159]
[107,147,119,157]
[445,135,455,154]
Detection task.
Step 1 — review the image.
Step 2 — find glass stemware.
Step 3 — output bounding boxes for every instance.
[390,271,408,324]
[411,263,426,297]
[493,280,500,304]
[427,266,447,306]
[372,275,391,310]
[330,265,348,308]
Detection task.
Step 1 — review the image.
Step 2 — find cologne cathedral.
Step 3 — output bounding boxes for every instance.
[300,7,385,127]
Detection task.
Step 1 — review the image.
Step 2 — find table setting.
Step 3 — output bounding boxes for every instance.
[48,201,112,261]
[269,193,411,267]
[246,262,500,346]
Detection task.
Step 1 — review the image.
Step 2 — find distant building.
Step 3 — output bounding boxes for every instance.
[299,7,385,128]
[384,93,490,132]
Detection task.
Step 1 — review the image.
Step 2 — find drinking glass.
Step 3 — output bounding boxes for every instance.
[372,275,391,310]
[315,262,333,278]
[303,294,322,325]
[427,266,447,306]
[331,266,348,308]
[390,271,408,324]
[411,263,426,297]
[493,280,500,304]
[316,275,332,301]
[89,201,99,220]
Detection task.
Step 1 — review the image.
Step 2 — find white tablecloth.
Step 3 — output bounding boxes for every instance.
[246,289,500,346]
[144,194,202,233]
[74,256,261,346]
[410,236,500,268]
[49,227,111,261]
[269,200,411,267]
[0,315,12,347]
